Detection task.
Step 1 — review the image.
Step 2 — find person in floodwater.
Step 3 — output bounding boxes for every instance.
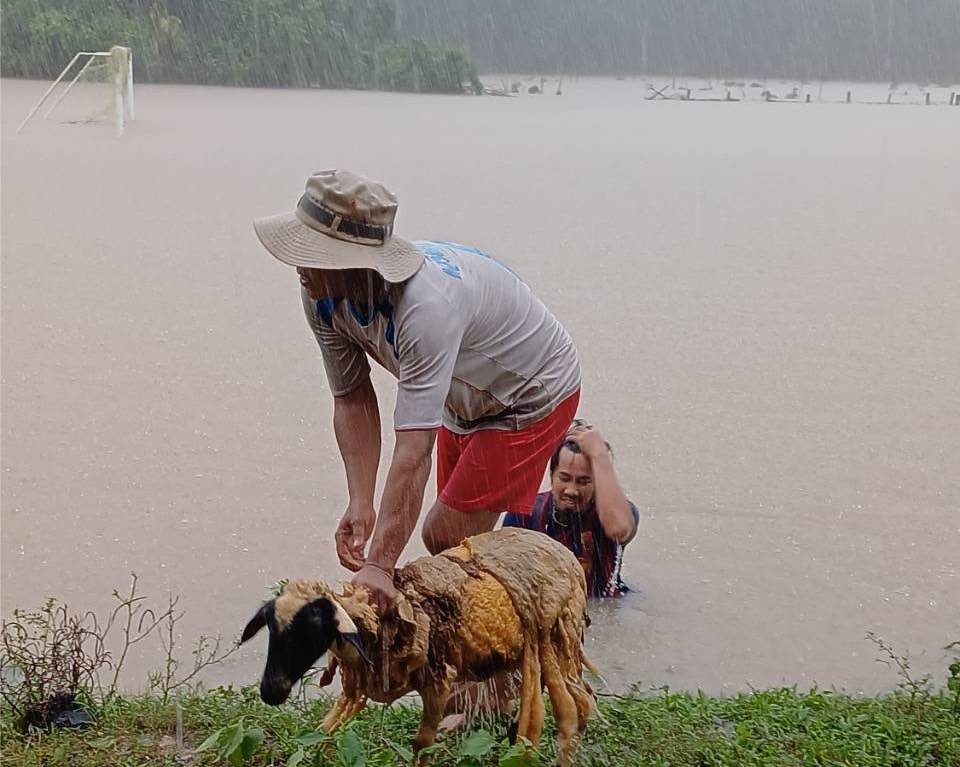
[503,420,639,597]
[253,169,580,612]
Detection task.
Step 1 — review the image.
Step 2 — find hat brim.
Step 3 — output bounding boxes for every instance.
[253,211,424,283]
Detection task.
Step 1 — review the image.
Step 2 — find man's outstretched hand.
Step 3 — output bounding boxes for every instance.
[335,502,376,571]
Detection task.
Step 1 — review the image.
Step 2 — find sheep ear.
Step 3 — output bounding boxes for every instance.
[330,597,359,635]
[328,597,373,666]
[241,602,270,644]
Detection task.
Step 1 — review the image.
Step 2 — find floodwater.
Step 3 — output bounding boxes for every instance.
[2,76,958,695]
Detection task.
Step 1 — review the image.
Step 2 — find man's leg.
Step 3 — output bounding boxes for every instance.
[425,426,500,554]
[438,673,517,733]
[421,500,500,555]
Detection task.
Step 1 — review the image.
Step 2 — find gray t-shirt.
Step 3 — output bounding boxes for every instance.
[303,240,581,434]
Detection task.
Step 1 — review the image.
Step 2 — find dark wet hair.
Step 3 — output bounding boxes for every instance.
[548,430,613,475]
[549,438,581,475]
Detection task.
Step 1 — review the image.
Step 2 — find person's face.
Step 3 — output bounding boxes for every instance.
[297,267,331,300]
[297,267,380,301]
[550,447,595,513]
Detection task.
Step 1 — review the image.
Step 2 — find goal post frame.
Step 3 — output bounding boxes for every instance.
[16,46,135,137]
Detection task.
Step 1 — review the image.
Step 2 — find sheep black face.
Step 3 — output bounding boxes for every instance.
[240,594,361,706]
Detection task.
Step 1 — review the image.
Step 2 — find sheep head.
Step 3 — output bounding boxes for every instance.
[240,580,371,705]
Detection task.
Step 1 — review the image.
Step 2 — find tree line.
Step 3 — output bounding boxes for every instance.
[1,0,482,94]
[397,0,960,83]
[4,1,956,90]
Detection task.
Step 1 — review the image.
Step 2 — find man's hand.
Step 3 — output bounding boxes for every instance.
[352,563,397,615]
[335,502,376,572]
[565,422,609,461]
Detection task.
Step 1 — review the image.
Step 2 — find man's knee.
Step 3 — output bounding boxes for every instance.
[421,501,499,554]
[421,514,447,555]
[421,502,451,554]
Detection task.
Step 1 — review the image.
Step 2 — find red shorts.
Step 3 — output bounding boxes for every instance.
[436,390,580,516]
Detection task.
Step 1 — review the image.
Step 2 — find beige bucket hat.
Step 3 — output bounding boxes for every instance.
[253,169,424,283]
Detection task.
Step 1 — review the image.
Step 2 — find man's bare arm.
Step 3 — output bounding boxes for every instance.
[365,428,437,571]
[588,452,637,544]
[334,377,381,505]
[333,378,381,570]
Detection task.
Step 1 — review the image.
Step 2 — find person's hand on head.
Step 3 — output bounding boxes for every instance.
[565,421,609,461]
[335,501,376,571]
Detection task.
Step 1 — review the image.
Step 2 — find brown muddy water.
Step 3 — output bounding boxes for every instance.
[1,77,958,695]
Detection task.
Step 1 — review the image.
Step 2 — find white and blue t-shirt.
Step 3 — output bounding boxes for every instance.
[303,241,581,434]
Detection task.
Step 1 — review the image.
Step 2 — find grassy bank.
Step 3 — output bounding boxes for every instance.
[2,684,959,767]
[3,586,957,765]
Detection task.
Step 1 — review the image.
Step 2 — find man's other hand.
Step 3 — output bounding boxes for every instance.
[352,563,397,615]
[335,502,376,571]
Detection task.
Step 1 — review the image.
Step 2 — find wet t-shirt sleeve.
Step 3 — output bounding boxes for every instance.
[302,289,371,396]
[622,501,641,546]
[393,302,465,430]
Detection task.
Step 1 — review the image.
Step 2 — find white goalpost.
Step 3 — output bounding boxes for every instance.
[16,46,135,137]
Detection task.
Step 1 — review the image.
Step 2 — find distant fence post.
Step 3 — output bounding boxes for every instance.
[846,90,851,104]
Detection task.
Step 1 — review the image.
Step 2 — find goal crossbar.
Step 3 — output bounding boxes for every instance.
[16,47,135,136]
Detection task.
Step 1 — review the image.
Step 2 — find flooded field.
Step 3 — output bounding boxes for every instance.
[2,76,958,694]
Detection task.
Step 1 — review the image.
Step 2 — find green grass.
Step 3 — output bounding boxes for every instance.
[3,685,958,767]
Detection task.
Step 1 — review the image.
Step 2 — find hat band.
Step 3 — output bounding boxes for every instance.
[298,195,393,246]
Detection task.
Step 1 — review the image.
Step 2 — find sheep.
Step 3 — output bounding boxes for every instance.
[240,527,595,765]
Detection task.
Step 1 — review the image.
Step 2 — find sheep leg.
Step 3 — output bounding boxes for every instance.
[321,694,349,733]
[322,695,367,733]
[514,645,534,738]
[515,639,545,746]
[540,637,580,767]
[339,696,369,728]
[527,671,546,747]
[566,677,594,734]
[558,611,594,733]
[413,685,451,763]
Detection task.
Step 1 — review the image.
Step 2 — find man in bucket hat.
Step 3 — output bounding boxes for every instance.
[254,169,581,611]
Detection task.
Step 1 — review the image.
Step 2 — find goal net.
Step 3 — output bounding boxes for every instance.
[16,46,135,137]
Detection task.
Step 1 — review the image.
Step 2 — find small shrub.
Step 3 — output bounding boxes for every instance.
[0,574,236,732]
